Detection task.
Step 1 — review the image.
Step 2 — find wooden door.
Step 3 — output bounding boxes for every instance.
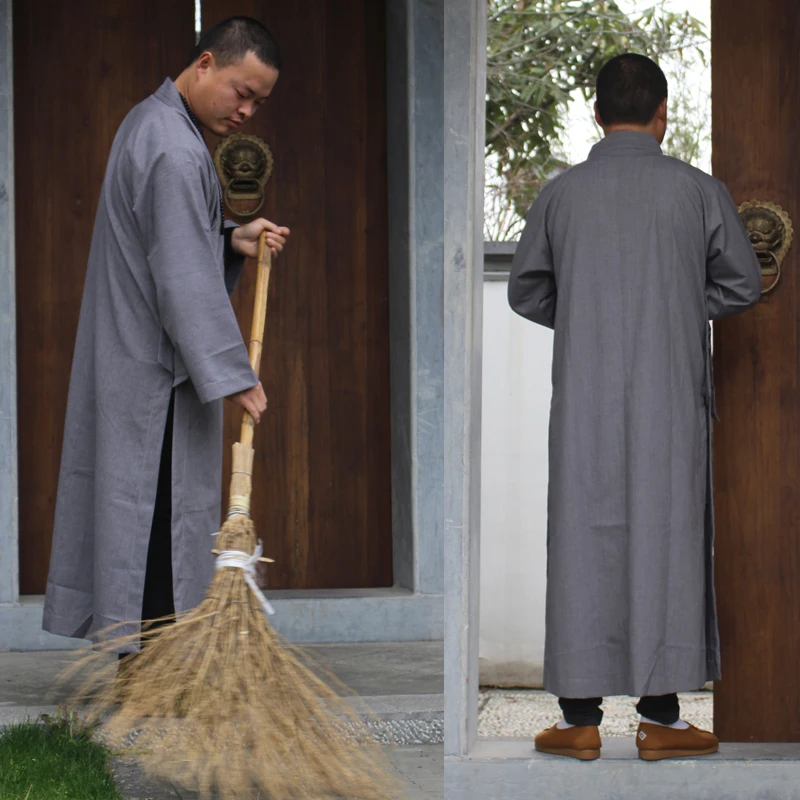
[14,0,195,595]
[712,0,800,742]
[14,0,393,594]
[203,0,392,590]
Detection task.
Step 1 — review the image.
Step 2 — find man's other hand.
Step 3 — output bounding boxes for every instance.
[231,218,290,258]
[228,381,268,423]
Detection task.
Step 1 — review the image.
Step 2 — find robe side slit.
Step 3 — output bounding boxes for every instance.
[119,389,176,660]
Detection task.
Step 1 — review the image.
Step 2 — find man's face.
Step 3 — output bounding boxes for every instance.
[193,50,279,136]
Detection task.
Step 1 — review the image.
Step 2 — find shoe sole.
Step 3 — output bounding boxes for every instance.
[535,745,601,761]
[638,745,719,761]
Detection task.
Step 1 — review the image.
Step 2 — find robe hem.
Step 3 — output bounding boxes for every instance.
[543,652,720,698]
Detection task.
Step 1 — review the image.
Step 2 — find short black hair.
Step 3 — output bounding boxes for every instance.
[189,16,281,71]
[595,54,667,126]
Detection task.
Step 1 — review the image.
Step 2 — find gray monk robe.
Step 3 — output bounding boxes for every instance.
[43,79,258,645]
[508,131,761,698]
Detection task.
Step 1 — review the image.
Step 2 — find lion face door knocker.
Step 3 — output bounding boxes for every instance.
[213,133,274,219]
[737,200,793,296]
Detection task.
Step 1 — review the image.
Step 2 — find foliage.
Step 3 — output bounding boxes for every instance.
[485,0,708,238]
[662,50,710,167]
[0,716,120,800]
[39,705,102,743]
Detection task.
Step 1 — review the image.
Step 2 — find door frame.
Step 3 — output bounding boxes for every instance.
[443,1,800,796]
[0,0,443,647]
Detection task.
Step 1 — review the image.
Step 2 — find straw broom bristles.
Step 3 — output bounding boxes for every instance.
[61,515,402,800]
[57,234,403,799]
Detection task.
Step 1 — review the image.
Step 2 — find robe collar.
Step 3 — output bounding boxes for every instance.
[588,130,663,159]
[153,78,206,145]
[153,78,226,234]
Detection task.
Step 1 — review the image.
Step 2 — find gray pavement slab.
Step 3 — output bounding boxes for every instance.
[0,642,443,707]
[0,644,444,797]
[0,644,444,744]
[447,739,800,800]
[112,745,443,800]
[0,649,94,706]
[303,642,443,696]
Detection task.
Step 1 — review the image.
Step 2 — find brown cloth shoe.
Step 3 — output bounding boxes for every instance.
[636,722,719,761]
[535,724,601,761]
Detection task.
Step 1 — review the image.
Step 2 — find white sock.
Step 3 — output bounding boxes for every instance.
[556,719,575,729]
[641,716,689,729]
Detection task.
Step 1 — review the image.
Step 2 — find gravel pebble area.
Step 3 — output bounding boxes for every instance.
[478,690,713,738]
[367,717,444,746]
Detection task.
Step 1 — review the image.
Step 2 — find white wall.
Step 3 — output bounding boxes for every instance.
[479,278,552,687]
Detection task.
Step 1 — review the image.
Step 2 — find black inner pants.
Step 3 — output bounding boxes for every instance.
[119,390,176,660]
[558,693,680,726]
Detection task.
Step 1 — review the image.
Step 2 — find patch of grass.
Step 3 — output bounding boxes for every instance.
[0,710,121,800]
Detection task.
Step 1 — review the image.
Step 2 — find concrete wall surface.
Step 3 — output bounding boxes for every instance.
[479,275,550,687]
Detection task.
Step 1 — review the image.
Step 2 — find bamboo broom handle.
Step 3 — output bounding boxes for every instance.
[227,231,272,519]
[240,232,272,448]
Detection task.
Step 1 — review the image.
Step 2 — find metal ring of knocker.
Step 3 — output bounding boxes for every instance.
[224,181,265,220]
[761,250,781,295]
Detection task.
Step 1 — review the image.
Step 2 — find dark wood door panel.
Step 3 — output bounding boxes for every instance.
[202,0,393,590]
[14,0,195,595]
[712,0,800,742]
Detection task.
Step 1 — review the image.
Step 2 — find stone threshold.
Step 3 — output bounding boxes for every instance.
[445,738,800,800]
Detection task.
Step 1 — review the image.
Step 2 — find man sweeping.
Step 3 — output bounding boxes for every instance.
[43,17,289,653]
[508,54,761,760]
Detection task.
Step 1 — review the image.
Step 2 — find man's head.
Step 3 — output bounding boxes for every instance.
[175,16,281,137]
[594,54,668,143]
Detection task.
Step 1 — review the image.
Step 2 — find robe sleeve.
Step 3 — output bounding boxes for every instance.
[507,189,557,329]
[705,181,762,320]
[223,220,246,297]
[134,153,258,404]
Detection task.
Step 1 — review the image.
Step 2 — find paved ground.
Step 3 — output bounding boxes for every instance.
[0,642,443,707]
[0,643,443,799]
[478,689,713,738]
[112,746,443,800]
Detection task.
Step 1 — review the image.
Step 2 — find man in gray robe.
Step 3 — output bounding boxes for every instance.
[508,54,761,760]
[43,17,289,652]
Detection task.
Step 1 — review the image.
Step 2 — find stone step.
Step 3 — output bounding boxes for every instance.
[446,738,800,800]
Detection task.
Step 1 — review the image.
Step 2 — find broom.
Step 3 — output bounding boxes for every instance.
[63,231,401,800]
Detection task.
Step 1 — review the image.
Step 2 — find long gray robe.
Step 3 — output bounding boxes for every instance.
[43,79,258,648]
[508,131,762,698]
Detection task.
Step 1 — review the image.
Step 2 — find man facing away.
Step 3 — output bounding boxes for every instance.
[43,17,289,654]
[508,53,761,760]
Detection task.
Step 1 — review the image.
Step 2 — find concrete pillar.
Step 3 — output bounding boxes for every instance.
[0,0,18,606]
[387,0,444,595]
[443,0,486,757]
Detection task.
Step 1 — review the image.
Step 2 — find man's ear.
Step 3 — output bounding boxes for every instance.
[594,101,603,127]
[196,51,215,76]
[657,97,668,121]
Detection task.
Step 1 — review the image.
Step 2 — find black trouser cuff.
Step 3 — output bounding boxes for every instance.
[558,693,681,727]
[558,696,604,726]
[636,693,680,725]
